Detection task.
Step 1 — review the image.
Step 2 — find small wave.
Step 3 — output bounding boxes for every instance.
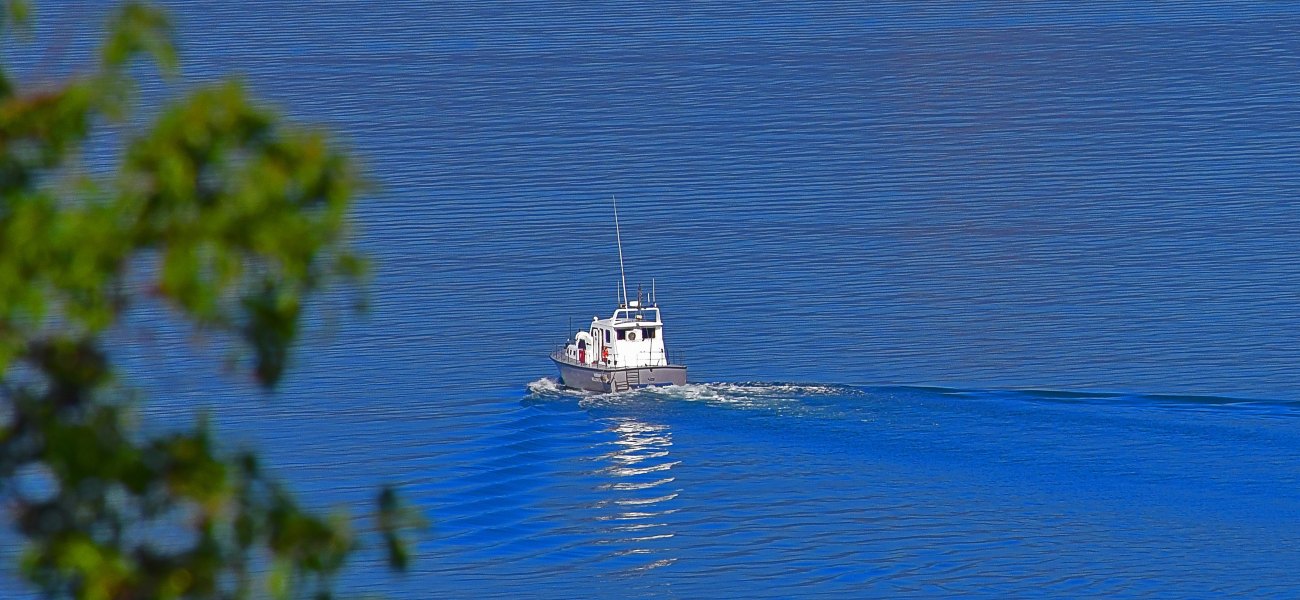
[887,385,1300,416]
[529,377,1300,419]
[525,379,861,416]
[524,377,596,399]
[655,381,860,399]
[625,381,860,409]
[1005,388,1300,416]
[526,377,564,395]
[530,377,856,397]
[579,381,863,415]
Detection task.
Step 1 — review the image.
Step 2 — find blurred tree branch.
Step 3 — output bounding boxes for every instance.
[0,2,423,598]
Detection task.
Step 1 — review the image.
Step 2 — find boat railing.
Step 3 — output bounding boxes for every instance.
[551,343,686,368]
[551,345,581,367]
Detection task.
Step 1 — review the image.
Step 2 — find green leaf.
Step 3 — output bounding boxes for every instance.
[0,3,417,599]
[101,2,176,73]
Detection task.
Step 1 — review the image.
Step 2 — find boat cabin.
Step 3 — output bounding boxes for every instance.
[563,301,670,369]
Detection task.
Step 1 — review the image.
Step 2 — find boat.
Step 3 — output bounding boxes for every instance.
[551,296,687,392]
[550,199,688,392]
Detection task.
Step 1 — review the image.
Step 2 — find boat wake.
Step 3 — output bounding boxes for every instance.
[525,377,1300,417]
[525,377,570,395]
[525,377,860,412]
[649,381,859,400]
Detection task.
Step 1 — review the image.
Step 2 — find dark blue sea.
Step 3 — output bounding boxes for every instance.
[10,1,1300,597]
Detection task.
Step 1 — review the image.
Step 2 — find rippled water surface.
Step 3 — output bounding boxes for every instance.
[11,1,1300,597]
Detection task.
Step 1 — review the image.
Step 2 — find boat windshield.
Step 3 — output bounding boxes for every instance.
[614,307,660,322]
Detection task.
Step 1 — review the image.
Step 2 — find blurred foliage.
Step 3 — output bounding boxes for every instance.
[0,1,422,598]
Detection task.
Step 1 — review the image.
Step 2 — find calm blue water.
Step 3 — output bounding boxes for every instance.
[9,1,1300,597]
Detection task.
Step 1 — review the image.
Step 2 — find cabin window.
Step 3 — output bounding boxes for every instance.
[614,308,660,323]
[616,329,626,340]
[643,327,657,339]
[605,330,611,343]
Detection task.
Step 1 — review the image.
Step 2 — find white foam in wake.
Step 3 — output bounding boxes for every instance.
[641,382,854,402]
[573,381,856,412]
[527,378,858,412]
[526,377,566,394]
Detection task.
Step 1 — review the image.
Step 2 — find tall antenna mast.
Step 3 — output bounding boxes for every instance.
[612,195,629,307]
